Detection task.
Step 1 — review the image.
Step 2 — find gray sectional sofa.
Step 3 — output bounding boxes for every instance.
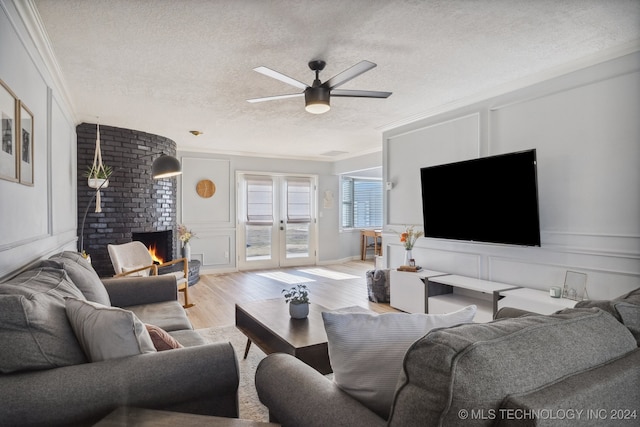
[256,290,640,427]
[0,251,239,427]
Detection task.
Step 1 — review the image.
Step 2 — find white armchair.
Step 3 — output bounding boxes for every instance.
[107,241,194,308]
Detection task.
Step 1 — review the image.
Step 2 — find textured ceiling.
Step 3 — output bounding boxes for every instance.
[32,0,640,160]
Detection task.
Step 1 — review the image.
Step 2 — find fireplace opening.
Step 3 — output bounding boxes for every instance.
[131,230,173,264]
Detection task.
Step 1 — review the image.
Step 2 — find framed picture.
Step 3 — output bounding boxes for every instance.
[562,270,588,301]
[0,79,18,182]
[19,101,34,186]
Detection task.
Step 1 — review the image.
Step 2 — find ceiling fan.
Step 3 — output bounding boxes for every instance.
[247,60,392,114]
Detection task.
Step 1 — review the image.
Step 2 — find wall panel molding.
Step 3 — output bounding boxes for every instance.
[382,52,640,299]
[189,232,233,268]
[541,231,640,259]
[385,113,480,226]
[180,157,232,226]
[0,3,78,280]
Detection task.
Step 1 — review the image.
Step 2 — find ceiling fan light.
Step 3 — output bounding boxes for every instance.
[305,101,330,114]
[305,87,330,114]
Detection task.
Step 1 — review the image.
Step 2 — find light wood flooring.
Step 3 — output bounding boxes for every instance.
[184,260,398,329]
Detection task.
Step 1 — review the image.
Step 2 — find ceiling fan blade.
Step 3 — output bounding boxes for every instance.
[323,60,377,90]
[331,89,392,98]
[253,66,309,90]
[247,93,304,103]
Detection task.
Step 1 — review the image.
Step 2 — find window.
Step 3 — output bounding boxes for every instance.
[341,177,383,229]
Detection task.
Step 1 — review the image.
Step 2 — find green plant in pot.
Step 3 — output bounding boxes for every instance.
[282,284,310,319]
[85,165,113,189]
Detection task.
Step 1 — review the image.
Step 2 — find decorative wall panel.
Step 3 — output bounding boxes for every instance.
[181,157,231,225]
[386,113,480,226]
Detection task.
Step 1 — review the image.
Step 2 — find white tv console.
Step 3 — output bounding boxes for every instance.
[497,287,577,314]
[389,269,448,315]
[390,270,578,322]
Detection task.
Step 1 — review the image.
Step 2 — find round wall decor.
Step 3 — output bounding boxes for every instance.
[196,179,216,198]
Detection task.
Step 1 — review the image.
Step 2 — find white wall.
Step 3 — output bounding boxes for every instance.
[383,52,640,300]
[332,151,384,261]
[0,1,77,279]
[177,151,381,272]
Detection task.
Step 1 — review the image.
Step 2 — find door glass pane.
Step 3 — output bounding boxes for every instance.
[285,178,311,259]
[245,176,274,262]
[285,222,309,258]
[246,224,272,260]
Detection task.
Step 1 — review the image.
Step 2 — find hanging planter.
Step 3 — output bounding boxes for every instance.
[84,121,113,213]
[88,178,109,189]
[85,165,113,189]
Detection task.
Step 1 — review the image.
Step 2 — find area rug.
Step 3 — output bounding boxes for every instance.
[196,325,269,422]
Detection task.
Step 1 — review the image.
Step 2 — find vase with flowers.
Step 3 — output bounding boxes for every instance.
[177,224,196,261]
[399,225,424,266]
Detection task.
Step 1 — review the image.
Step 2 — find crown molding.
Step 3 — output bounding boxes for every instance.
[178,143,382,163]
[12,0,78,123]
[377,39,640,133]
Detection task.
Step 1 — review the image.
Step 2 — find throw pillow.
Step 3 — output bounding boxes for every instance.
[618,287,640,305]
[575,287,640,321]
[65,298,156,362]
[388,308,637,426]
[322,305,477,418]
[47,252,111,306]
[614,302,640,345]
[145,323,183,351]
[0,267,88,373]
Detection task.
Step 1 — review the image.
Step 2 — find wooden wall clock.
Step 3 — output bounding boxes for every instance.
[196,179,216,198]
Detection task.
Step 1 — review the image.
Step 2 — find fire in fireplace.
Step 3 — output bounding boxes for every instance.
[148,243,164,263]
[131,230,174,264]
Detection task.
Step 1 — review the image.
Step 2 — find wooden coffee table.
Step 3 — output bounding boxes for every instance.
[235,298,332,374]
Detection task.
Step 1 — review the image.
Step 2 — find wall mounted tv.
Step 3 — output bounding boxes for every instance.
[420,149,541,246]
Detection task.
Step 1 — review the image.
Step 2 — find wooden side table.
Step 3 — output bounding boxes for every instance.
[360,229,382,260]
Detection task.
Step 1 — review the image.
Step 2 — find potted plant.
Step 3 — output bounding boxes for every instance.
[282,284,310,319]
[85,165,113,189]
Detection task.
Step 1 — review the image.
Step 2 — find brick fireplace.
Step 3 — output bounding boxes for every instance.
[131,230,173,264]
[77,123,178,277]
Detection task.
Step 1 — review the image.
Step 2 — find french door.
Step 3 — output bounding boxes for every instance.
[237,173,317,270]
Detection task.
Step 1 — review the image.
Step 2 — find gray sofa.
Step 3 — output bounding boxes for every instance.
[0,251,239,427]
[256,291,640,426]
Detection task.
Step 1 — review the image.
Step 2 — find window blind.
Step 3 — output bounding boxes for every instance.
[246,176,273,224]
[341,177,382,228]
[286,178,311,223]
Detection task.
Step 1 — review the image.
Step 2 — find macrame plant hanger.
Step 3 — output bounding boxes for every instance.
[89,119,108,213]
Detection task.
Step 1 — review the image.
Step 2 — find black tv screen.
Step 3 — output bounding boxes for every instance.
[420,149,541,246]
